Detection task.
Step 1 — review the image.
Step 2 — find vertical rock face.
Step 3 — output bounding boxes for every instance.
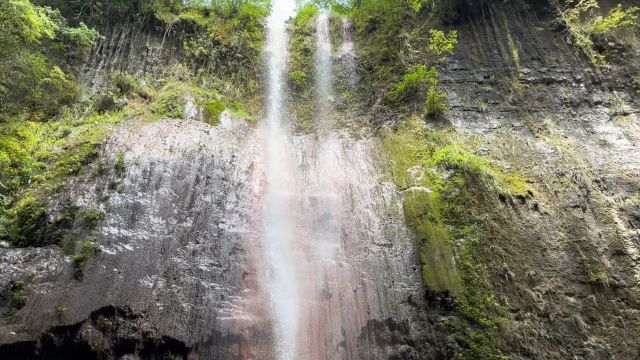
[1,1,640,359]
[285,133,427,359]
[434,1,640,358]
[1,118,270,358]
[80,20,183,91]
[0,10,432,353]
[0,116,429,359]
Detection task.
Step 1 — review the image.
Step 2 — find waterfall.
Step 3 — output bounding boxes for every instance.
[258,5,422,359]
[316,12,333,133]
[261,1,299,359]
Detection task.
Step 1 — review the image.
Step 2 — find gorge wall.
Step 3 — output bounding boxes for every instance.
[1,0,640,359]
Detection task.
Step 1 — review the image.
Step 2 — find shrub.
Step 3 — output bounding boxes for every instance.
[93,93,120,114]
[110,70,138,96]
[71,238,100,279]
[0,1,98,118]
[152,83,186,119]
[428,29,458,61]
[114,151,126,177]
[81,208,104,228]
[425,85,447,118]
[424,67,447,118]
[553,0,639,66]
[390,65,429,103]
[53,304,67,320]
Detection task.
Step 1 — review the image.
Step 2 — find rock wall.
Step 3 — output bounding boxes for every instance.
[1,0,640,359]
[435,0,640,358]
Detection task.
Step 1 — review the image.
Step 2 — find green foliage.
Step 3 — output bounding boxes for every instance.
[428,29,458,60]
[71,238,100,279]
[115,151,126,177]
[289,71,309,89]
[0,0,99,118]
[390,65,430,103]
[0,111,125,245]
[152,82,186,119]
[80,208,104,229]
[57,22,100,48]
[11,286,28,307]
[386,27,456,115]
[554,0,639,66]
[203,100,225,126]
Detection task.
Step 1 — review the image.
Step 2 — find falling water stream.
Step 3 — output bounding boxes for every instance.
[261,1,300,359]
[257,3,422,359]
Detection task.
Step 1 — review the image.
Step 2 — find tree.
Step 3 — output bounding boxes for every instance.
[0,0,99,119]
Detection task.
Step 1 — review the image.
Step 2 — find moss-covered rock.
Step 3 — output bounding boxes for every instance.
[383,117,531,358]
[203,100,225,126]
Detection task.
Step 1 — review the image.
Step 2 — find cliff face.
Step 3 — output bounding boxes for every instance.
[435,0,640,358]
[1,0,640,359]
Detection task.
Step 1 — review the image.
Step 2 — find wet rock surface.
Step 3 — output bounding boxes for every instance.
[432,1,640,358]
[2,1,640,359]
[0,306,190,360]
[0,118,263,358]
[0,116,431,359]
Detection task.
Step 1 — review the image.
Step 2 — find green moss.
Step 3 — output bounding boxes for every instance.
[288,4,318,133]
[71,238,100,279]
[227,105,256,122]
[80,208,104,229]
[418,218,462,292]
[203,100,225,126]
[53,304,67,320]
[383,117,518,358]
